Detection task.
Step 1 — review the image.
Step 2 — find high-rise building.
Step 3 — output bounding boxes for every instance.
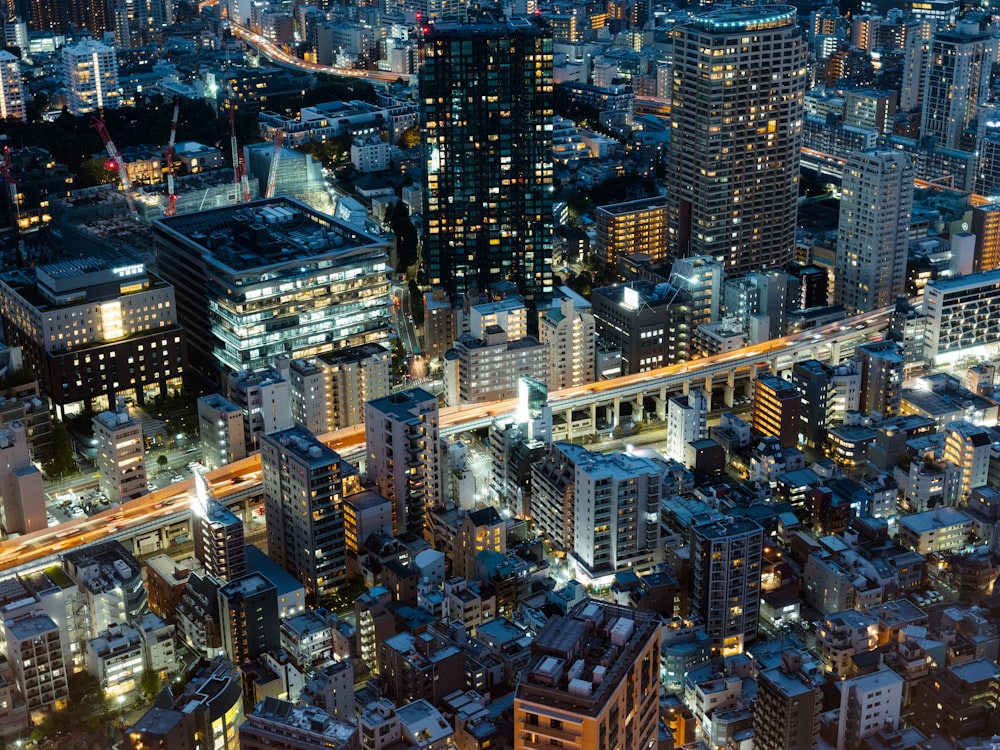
[791,360,861,448]
[0,50,25,121]
[970,203,1000,273]
[192,474,246,582]
[922,269,1000,363]
[834,150,914,315]
[514,599,661,750]
[420,18,554,306]
[62,39,120,114]
[835,670,903,750]
[752,375,801,449]
[900,18,932,113]
[3,612,69,717]
[754,650,822,750]
[364,388,442,537]
[0,421,44,535]
[197,393,247,470]
[592,281,691,373]
[217,573,279,666]
[690,517,763,652]
[228,365,292,455]
[942,420,993,501]
[854,340,905,419]
[920,21,997,151]
[153,197,392,387]
[538,288,595,390]
[93,399,147,503]
[262,426,353,599]
[667,5,807,275]
[594,197,667,267]
[665,390,707,463]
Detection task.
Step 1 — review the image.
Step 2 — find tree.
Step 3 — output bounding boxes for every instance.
[76,157,115,188]
[390,202,419,271]
[139,669,161,702]
[398,125,421,149]
[42,420,77,479]
[157,454,169,473]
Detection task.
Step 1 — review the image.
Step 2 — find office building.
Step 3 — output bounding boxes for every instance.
[0,421,44,535]
[218,573,279,666]
[0,50,25,121]
[240,697,357,750]
[63,540,147,637]
[262,426,353,599]
[690,517,764,652]
[942,420,993,500]
[365,388,442,537]
[754,650,822,750]
[667,5,807,275]
[594,197,667,267]
[592,281,690,374]
[834,150,914,315]
[192,476,246,582]
[288,344,392,435]
[93,400,147,503]
[911,659,1000,742]
[197,394,247,471]
[722,271,789,344]
[922,269,1000,363]
[836,670,903,750]
[514,599,661,750]
[228,365,292,455]
[153,197,392,387]
[969,204,1000,273]
[920,21,997,150]
[665,390,707,463]
[0,257,185,417]
[3,612,69,717]
[421,18,554,306]
[752,375,801,449]
[62,39,120,114]
[791,360,861,448]
[538,288,595,390]
[855,340,905,419]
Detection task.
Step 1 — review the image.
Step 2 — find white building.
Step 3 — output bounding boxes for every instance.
[836,669,903,750]
[197,393,247,471]
[62,39,120,114]
[350,132,391,173]
[228,365,292,454]
[86,622,144,697]
[897,506,973,555]
[835,149,914,315]
[0,421,44,535]
[93,400,147,503]
[942,420,993,500]
[0,50,25,121]
[538,287,596,390]
[365,388,442,537]
[923,269,1000,364]
[665,390,707,463]
[3,612,69,715]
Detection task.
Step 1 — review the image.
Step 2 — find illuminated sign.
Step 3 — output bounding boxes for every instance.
[623,286,640,310]
[113,264,144,277]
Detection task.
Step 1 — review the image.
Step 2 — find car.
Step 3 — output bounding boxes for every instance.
[170,475,184,483]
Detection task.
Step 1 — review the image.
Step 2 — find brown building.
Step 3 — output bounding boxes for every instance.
[752,375,801,449]
[595,197,668,268]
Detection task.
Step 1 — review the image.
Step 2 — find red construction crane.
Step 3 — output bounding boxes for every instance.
[264,129,285,199]
[0,146,24,256]
[91,116,137,215]
[165,97,181,216]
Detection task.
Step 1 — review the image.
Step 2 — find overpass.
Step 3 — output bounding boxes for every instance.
[0,304,894,578]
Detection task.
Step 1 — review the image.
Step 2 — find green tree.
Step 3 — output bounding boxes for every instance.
[76,157,115,188]
[139,668,161,702]
[398,125,421,149]
[42,420,77,479]
[408,278,424,327]
[390,202,419,271]
[157,454,169,473]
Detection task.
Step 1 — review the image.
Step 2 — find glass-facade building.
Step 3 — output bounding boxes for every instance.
[153,197,392,387]
[420,17,554,306]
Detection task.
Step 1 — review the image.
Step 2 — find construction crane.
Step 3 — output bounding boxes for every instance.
[264,129,285,199]
[229,108,252,203]
[164,97,181,216]
[0,146,24,257]
[91,117,137,215]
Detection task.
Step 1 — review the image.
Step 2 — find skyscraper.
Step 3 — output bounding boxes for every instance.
[0,50,25,122]
[667,5,807,275]
[420,17,554,306]
[834,149,914,315]
[61,39,120,114]
[261,426,353,599]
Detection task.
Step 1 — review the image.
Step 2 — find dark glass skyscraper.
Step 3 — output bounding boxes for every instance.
[420,18,554,306]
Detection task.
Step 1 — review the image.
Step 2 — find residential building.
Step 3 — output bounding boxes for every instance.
[240,697,356,750]
[835,150,914,315]
[0,420,44,535]
[191,477,246,582]
[453,507,505,581]
[752,375,801,449]
[0,257,185,416]
[897,507,972,555]
[665,390,707,463]
[513,599,661,750]
[754,650,822,750]
[791,360,861,448]
[288,344,391,434]
[218,573,279,666]
[420,18,554,305]
[690,517,764,652]
[63,540,147,637]
[969,203,1000,273]
[86,622,144,697]
[667,5,807,275]
[62,39,120,114]
[538,288,595,390]
[3,612,69,717]
[592,281,690,374]
[594,197,667,267]
[855,341,905,419]
[378,631,464,706]
[942,420,993,500]
[364,388,442,538]
[153,197,392,387]
[0,50,25,121]
[228,365,291,455]
[197,394,247,470]
[93,400,147,503]
[836,670,903,750]
[911,659,1000,742]
[922,269,1000,364]
[262,426,354,599]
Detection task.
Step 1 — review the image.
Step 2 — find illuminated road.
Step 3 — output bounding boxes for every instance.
[0,305,894,575]
[229,24,406,85]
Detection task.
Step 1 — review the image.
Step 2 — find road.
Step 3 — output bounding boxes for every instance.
[0,304,894,576]
[392,283,419,356]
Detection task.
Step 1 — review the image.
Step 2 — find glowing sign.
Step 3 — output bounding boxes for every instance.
[113,264,144,277]
[623,286,640,310]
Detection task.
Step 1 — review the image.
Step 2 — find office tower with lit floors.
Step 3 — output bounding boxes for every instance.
[834,149,914,315]
[421,17,554,307]
[61,39,121,114]
[0,50,25,121]
[690,516,763,653]
[261,426,353,599]
[667,5,807,275]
